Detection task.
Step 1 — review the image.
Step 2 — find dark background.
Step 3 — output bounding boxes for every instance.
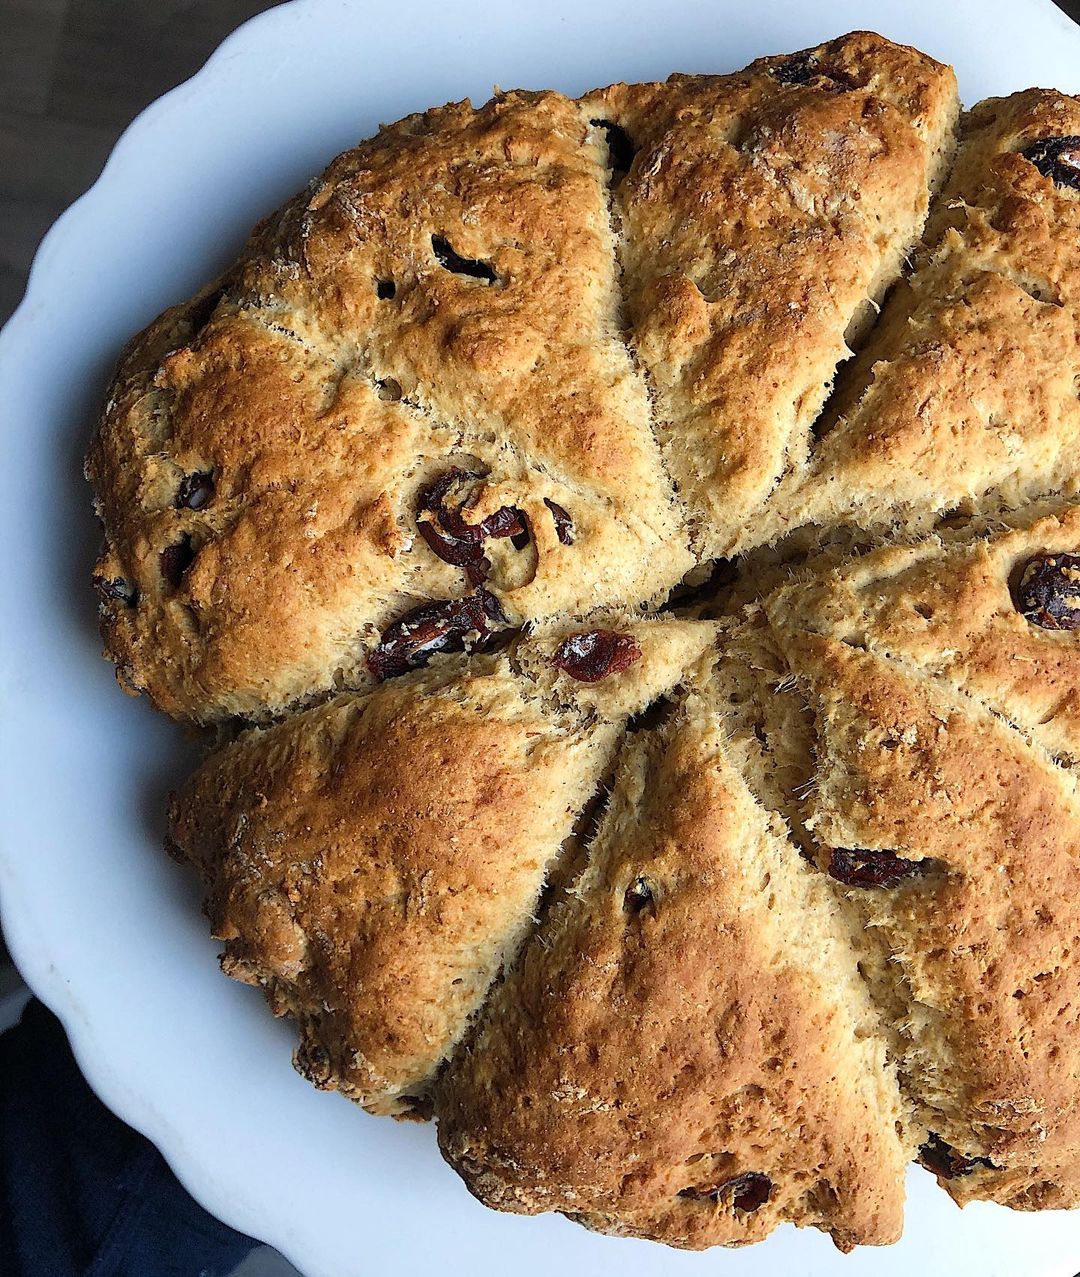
[0,0,284,324]
[1,0,1079,326]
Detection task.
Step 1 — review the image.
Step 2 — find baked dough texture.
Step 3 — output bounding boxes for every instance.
[96,28,1080,1254]
[167,616,715,1116]
[88,29,958,723]
[587,31,959,558]
[87,89,697,723]
[436,651,911,1251]
[759,88,1080,545]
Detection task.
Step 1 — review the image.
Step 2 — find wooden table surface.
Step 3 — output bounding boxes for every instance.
[1,0,1078,327]
[0,0,283,324]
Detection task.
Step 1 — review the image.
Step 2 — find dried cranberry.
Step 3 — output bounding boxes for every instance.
[771,51,856,91]
[544,498,574,545]
[1021,136,1080,191]
[623,876,655,914]
[728,1173,773,1213]
[589,119,636,175]
[175,471,214,510]
[431,235,498,284]
[551,630,642,683]
[160,535,196,589]
[919,1134,997,1179]
[367,589,505,681]
[93,575,137,607]
[474,505,527,542]
[827,848,927,888]
[1013,552,1080,630]
[416,470,485,568]
[680,1172,773,1213]
[416,469,528,578]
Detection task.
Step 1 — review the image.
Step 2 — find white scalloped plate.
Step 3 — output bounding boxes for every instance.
[2,1,1080,1273]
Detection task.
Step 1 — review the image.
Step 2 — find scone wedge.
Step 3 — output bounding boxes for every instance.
[772,634,1080,1210]
[768,503,1080,762]
[436,644,911,1250]
[758,89,1080,548]
[587,30,958,559]
[167,617,713,1116]
[765,512,1080,1209]
[89,91,693,723]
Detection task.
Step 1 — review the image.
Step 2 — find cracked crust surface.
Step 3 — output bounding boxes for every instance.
[88,31,959,722]
[89,91,693,723]
[166,617,714,1115]
[436,658,910,1251]
[771,634,1080,1211]
[90,26,1080,1255]
[587,31,958,558]
[760,88,1080,547]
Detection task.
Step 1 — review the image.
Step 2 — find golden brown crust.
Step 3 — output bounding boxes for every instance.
[774,634,1080,1210]
[768,505,1080,763]
[924,88,1080,304]
[761,88,1080,546]
[436,667,910,1250]
[88,90,693,723]
[89,28,1080,1251]
[169,662,595,1117]
[166,617,714,1115]
[88,32,963,723]
[588,31,958,558]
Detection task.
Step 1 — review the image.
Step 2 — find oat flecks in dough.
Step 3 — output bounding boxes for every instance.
[773,633,1080,1211]
[586,30,959,558]
[762,88,1080,546]
[88,91,693,723]
[166,617,715,1117]
[89,25,1080,1255]
[436,664,910,1252]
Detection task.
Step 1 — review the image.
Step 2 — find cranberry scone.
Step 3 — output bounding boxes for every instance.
[436,646,911,1251]
[166,616,714,1115]
[770,635,1080,1210]
[87,31,958,723]
[766,503,1080,763]
[89,24,1080,1258]
[88,92,694,723]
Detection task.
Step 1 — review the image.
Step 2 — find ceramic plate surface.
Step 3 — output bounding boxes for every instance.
[3,1,1080,1273]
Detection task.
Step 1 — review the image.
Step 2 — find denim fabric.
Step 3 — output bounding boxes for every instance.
[0,998,259,1277]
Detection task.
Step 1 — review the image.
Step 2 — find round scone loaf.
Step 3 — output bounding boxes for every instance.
[97,27,1080,1256]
